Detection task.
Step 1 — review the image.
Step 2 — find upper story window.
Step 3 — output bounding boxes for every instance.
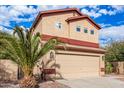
[84,28,88,33]
[55,22,62,29]
[90,30,94,35]
[76,26,81,32]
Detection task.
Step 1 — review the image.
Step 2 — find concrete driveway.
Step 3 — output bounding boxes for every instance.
[57,76,124,88]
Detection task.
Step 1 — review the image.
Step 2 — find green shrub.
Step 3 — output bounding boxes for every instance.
[105,62,113,74]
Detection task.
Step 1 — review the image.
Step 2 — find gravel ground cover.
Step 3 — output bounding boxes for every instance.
[0,80,69,88]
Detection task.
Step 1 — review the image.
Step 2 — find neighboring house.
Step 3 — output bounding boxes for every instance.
[31,8,105,79]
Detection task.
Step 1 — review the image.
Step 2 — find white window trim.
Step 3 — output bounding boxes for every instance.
[55,22,62,29]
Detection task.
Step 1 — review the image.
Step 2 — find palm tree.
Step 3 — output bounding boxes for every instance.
[0,26,61,87]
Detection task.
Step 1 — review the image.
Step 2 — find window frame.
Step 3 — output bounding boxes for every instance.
[90,30,94,35]
[84,28,88,33]
[76,26,81,32]
[55,22,62,29]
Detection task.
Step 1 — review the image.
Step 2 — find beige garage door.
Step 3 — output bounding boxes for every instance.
[56,54,100,79]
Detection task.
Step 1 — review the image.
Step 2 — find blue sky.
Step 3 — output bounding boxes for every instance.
[0,5,124,47]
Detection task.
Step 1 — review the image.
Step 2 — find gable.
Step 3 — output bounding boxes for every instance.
[66,16,101,30]
[31,8,83,31]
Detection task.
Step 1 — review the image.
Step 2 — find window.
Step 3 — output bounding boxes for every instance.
[91,30,94,35]
[76,26,81,32]
[84,28,88,33]
[55,22,62,29]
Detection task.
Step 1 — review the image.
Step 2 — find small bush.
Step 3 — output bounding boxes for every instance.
[105,62,113,74]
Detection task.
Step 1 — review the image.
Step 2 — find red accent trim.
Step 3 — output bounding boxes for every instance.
[41,34,99,48]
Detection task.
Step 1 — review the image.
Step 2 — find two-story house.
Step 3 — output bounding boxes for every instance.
[31,8,105,79]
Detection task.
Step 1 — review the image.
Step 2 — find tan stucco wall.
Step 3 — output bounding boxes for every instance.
[0,60,18,80]
[117,62,124,74]
[111,62,124,74]
[34,12,74,38]
[33,11,99,44]
[69,19,99,43]
[41,12,72,38]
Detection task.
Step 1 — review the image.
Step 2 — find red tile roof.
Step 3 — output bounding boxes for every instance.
[40,8,83,15]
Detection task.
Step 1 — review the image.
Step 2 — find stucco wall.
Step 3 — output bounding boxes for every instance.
[41,12,73,38]
[69,19,99,43]
[33,9,99,45]
[34,12,99,45]
[34,12,74,38]
[0,60,18,80]
[111,62,124,74]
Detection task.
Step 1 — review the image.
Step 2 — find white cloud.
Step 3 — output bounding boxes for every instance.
[37,5,67,11]
[0,5,66,32]
[88,5,100,11]
[99,23,112,28]
[88,5,98,9]
[80,6,116,18]
[80,5,124,18]
[81,9,101,18]
[0,26,3,30]
[106,5,124,16]
[107,10,116,15]
[0,5,40,31]
[11,6,38,15]
[93,8,116,16]
[99,9,108,15]
[98,7,120,16]
[111,5,124,12]
[0,5,68,31]
[99,25,124,47]
[0,25,12,33]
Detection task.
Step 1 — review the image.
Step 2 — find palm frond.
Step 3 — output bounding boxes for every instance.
[0,27,62,77]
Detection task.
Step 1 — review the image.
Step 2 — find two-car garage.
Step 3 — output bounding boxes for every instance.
[56,54,100,79]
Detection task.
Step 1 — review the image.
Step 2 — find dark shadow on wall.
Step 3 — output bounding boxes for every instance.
[16,59,64,81]
[50,62,64,79]
[17,66,24,80]
[36,59,64,82]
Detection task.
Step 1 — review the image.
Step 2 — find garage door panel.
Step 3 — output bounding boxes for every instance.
[56,54,100,78]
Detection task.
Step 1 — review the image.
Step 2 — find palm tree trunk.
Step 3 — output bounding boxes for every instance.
[19,67,38,88]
